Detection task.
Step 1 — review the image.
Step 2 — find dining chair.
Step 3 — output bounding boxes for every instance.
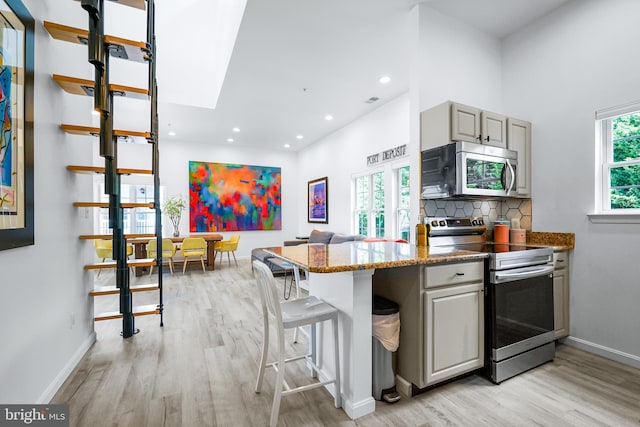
[180,237,207,273]
[214,234,240,267]
[93,239,133,277]
[253,260,341,427]
[147,238,176,275]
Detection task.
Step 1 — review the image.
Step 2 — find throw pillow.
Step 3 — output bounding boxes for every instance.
[329,234,355,244]
[308,230,335,244]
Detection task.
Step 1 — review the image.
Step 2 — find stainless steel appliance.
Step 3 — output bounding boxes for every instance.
[429,217,555,383]
[421,141,517,199]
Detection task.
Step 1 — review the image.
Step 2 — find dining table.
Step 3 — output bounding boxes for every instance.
[129,233,223,275]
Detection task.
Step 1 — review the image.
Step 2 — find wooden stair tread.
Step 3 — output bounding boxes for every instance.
[67,165,153,175]
[61,124,151,140]
[79,233,156,240]
[90,283,159,296]
[73,201,154,208]
[94,304,160,321]
[73,0,146,11]
[53,74,149,99]
[84,258,156,270]
[44,21,149,63]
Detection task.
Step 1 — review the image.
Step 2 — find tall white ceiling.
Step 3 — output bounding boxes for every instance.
[156,0,571,150]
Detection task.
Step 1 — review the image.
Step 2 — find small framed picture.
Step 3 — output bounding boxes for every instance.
[308,177,328,223]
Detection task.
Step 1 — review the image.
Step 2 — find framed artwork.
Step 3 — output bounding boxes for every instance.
[308,177,328,224]
[188,161,282,232]
[0,0,34,251]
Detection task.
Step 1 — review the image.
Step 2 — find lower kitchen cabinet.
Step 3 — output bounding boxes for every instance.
[424,281,484,385]
[553,250,570,339]
[372,260,485,392]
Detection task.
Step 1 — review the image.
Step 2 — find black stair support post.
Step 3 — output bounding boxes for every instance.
[82,0,104,71]
[148,0,163,327]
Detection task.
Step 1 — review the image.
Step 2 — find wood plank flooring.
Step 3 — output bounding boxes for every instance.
[52,260,640,426]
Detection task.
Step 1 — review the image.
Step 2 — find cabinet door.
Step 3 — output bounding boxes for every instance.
[481,111,507,148]
[451,103,481,143]
[553,253,570,339]
[507,118,532,196]
[424,282,484,386]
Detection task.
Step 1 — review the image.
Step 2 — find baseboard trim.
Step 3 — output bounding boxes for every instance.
[38,331,96,403]
[564,336,640,369]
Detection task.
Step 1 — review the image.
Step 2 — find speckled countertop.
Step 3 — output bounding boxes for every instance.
[265,242,488,273]
[525,232,575,250]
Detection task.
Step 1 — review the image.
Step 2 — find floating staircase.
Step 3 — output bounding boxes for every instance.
[49,0,162,337]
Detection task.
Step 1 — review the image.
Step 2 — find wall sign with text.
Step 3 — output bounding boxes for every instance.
[366,144,407,167]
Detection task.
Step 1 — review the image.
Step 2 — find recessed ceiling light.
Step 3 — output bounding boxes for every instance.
[232,127,240,132]
[227,138,234,142]
[168,131,176,136]
[283,144,290,148]
[296,134,303,140]
[379,75,391,84]
[325,115,333,121]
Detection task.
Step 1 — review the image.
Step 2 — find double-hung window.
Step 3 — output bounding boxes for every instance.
[596,102,640,215]
[95,184,164,234]
[355,171,385,237]
[396,166,410,241]
[354,164,410,239]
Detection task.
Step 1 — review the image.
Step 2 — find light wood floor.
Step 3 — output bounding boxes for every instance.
[52,260,640,426]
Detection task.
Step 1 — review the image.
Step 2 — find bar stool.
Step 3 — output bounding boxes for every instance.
[253,260,341,427]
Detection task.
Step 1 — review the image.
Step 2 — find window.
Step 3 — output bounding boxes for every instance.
[353,164,410,239]
[397,166,410,241]
[95,184,164,234]
[596,103,640,213]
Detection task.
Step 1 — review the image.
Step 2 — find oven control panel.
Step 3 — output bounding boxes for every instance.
[426,216,486,236]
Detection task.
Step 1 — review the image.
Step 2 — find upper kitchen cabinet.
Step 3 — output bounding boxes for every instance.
[421,101,507,150]
[507,118,532,197]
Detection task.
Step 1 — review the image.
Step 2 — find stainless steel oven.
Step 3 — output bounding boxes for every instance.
[486,251,555,383]
[428,217,555,383]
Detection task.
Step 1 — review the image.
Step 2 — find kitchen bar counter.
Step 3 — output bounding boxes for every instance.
[264,241,487,420]
[265,241,488,273]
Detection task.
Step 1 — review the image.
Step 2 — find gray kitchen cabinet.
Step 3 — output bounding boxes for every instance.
[424,280,484,385]
[421,101,507,150]
[372,260,484,392]
[553,250,570,339]
[507,118,532,196]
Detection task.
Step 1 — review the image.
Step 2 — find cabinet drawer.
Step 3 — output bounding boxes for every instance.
[424,261,484,289]
[553,251,568,269]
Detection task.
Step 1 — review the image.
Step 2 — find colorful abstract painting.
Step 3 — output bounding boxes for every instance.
[189,161,282,232]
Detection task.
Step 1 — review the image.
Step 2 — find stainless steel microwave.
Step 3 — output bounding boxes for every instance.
[421,141,518,199]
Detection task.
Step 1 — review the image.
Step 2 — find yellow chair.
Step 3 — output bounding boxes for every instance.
[93,239,133,277]
[214,234,240,267]
[181,237,207,273]
[147,238,176,275]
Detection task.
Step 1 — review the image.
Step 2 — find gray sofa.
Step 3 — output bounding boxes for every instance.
[251,229,367,274]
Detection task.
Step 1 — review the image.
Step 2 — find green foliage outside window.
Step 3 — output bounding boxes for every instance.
[610,113,640,209]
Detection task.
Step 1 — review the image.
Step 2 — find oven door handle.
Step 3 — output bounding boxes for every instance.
[493,265,554,283]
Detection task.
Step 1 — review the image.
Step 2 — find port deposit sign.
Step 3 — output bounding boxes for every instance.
[366,144,408,166]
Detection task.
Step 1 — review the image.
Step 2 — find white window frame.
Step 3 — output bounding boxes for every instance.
[395,164,411,242]
[590,100,640,223]
[352,160,410,239]
[94,183,165,234]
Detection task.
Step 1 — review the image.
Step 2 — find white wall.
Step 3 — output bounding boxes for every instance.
[157,141,299,258]
[0,0,97,403]
[417,5,503,113]
[503,0,640,362]
[296,93,410,237]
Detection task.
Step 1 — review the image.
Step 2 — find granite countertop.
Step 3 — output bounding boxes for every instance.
[265,242,488,273]
[525,231,575,250]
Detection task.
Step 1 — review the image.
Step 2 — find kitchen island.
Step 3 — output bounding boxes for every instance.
[265,241,487,419]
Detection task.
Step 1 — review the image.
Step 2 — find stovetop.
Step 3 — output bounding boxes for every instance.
[426,216,553,269]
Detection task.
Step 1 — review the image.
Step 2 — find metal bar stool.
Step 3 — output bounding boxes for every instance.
[253,260,341,427]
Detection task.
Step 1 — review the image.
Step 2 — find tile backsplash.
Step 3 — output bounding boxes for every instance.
[420,198,532,230]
